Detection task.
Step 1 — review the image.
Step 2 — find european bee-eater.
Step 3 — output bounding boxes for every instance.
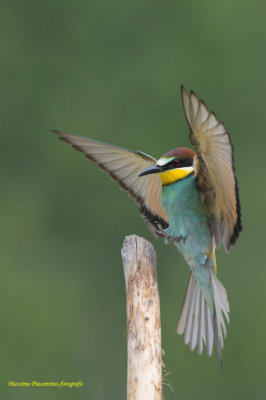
[52,86,242,365]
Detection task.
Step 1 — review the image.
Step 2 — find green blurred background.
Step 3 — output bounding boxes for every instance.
[1,0,266,399]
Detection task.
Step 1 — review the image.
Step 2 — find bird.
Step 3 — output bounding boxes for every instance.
[52,85,242,366]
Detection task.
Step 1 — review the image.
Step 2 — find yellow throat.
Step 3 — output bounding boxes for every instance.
[159,167,194,185]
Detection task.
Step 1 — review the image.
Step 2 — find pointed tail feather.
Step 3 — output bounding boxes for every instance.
[176,273,229,363]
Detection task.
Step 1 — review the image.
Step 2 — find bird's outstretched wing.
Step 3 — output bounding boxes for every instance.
[52,130,169,233]
[181,86,242,253]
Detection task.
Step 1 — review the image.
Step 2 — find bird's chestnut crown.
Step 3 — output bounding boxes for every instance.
[157,147,195,170]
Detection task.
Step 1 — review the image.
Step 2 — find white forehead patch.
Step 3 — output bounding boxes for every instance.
[157,157,175,166]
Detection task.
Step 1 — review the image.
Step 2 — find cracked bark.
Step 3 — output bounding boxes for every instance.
[121,235,162,400]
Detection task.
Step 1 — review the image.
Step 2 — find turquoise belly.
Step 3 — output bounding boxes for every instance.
[162,175,212,267]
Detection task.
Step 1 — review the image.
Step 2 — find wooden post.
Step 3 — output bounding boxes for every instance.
[121,235,162,400]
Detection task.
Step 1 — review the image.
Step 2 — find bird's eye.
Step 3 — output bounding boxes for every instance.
[172,159,180,167]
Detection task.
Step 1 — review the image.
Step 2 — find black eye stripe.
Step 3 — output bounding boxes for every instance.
[164,158,193,170]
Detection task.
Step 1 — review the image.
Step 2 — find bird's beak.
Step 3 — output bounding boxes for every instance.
[138,164,163,177]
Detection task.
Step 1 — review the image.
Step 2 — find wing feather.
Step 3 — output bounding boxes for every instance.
[52,130,169,232]
[181,86,242,253]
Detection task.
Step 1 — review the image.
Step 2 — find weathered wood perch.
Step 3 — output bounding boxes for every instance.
[121,235,162,400]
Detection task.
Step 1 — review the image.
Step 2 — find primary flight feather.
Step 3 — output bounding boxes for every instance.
[52,86,242,365]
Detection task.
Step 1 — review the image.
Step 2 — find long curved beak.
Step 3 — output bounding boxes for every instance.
[138,164,163,177]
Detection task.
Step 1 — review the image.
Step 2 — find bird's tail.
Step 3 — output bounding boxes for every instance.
[176,272,229,365]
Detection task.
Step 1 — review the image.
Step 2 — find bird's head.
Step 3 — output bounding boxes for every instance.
[138,147,195,185]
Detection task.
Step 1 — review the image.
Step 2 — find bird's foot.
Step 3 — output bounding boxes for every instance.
[155,229,186,244]
[173,235,186,243]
